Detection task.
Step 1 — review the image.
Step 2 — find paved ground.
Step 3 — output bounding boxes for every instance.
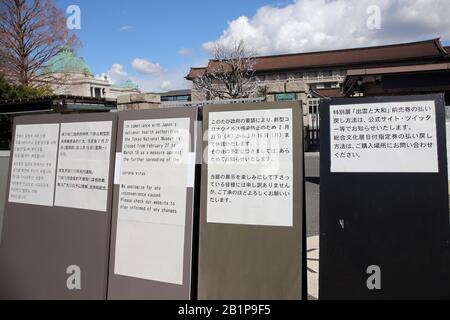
[305,152,320,300]
[305,153,320,238]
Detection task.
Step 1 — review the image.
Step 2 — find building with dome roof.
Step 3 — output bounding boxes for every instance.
[45,48,141,99]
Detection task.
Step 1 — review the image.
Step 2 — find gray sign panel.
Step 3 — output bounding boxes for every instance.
[0,113,117,299]
[198,102,304,300]
[107,107,200,300]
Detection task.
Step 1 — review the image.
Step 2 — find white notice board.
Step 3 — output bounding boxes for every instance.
[330,101,438,173]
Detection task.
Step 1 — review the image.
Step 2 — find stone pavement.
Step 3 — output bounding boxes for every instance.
[305,152,320,300]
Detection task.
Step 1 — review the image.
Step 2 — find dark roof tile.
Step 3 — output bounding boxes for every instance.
[186,39,446,79]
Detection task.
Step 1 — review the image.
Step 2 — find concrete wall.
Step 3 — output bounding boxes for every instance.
[116,93,161,111]
[0,152,10,244]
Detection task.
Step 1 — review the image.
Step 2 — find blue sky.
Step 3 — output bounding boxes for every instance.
[54,0,450,92]
[55,0,288,91]
[56,0,282,75]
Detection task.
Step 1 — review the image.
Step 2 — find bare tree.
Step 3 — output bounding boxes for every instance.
[193,41,257,100]
[0,0,80,87]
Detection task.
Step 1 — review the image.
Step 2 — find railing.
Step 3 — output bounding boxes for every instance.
[161,97,266,108]
[251,75,345,85]
[306,98,321,150]
[303,75,345,84]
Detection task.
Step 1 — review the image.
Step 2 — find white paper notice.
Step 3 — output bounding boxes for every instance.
[207,109,293,227]
[114,152,122,185]
[330,101,438,173]
[54,121,112,212]
[8,124,59,206]
[114,118,191,285]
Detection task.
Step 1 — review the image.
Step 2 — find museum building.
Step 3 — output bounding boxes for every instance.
[186,38,450,104]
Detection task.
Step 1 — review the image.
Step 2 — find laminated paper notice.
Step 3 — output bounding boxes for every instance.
[330,101,438,173]
[8,124,59,206]
[114,118,191,285]
[54,121,113,211]
[207,109,294,227]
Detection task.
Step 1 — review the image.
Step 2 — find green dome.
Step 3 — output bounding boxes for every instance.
[46,48,92,75]
[116,79,139,90]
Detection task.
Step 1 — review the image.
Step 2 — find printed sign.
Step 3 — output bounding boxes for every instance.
[206,109,293,227]
[114,118,191,285]
[8,124,59,206]
[330,101,438,173]
[54,121,113,211]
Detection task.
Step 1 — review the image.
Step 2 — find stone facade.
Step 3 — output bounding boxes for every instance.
[116,93,161,111]
[50,73,140,99]
[261,80,309,125]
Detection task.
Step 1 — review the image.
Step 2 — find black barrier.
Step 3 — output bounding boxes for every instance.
[319,94,450,299]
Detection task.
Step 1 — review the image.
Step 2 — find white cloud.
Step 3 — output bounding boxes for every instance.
[99,63,192,93]
[178,48,191,56]
[131,58,162,75]
[132,67,192,92]
[95,73,108,81]
[96,63,128,84]
[110,64,128,76]
[119,25,133,32]
[160,80,173,90]
[203,0,450,55]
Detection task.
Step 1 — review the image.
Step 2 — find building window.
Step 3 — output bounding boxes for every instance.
[275,93,296,101]
[309,99,320,114]
[162,95,191,102]
[94,87,101,98]
[256,74,266,82]
[278,73,287,80]
[293,72,303,79]
[308,71,318,79]
[323,70,332,77]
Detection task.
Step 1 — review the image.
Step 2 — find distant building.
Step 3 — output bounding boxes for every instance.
[342,46,450,105]
[45,48,141,99]
[186,38,450,150]
[158,89,191,103]
[186,38,450,102]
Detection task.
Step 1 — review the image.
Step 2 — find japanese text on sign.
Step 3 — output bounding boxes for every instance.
[330,101,438,173]
[54,121,113,211]
[207,109,293,227]
[8,124,59,206]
